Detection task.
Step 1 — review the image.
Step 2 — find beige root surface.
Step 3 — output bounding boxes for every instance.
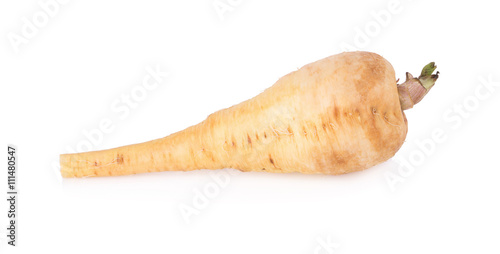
[61,51,408,178]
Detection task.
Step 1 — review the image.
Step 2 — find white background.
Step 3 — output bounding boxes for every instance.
[1,0,499,253]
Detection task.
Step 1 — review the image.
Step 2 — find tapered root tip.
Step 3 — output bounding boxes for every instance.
[60,154,76,178]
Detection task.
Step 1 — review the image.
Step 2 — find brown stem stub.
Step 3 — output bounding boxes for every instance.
[398,63,439,110]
